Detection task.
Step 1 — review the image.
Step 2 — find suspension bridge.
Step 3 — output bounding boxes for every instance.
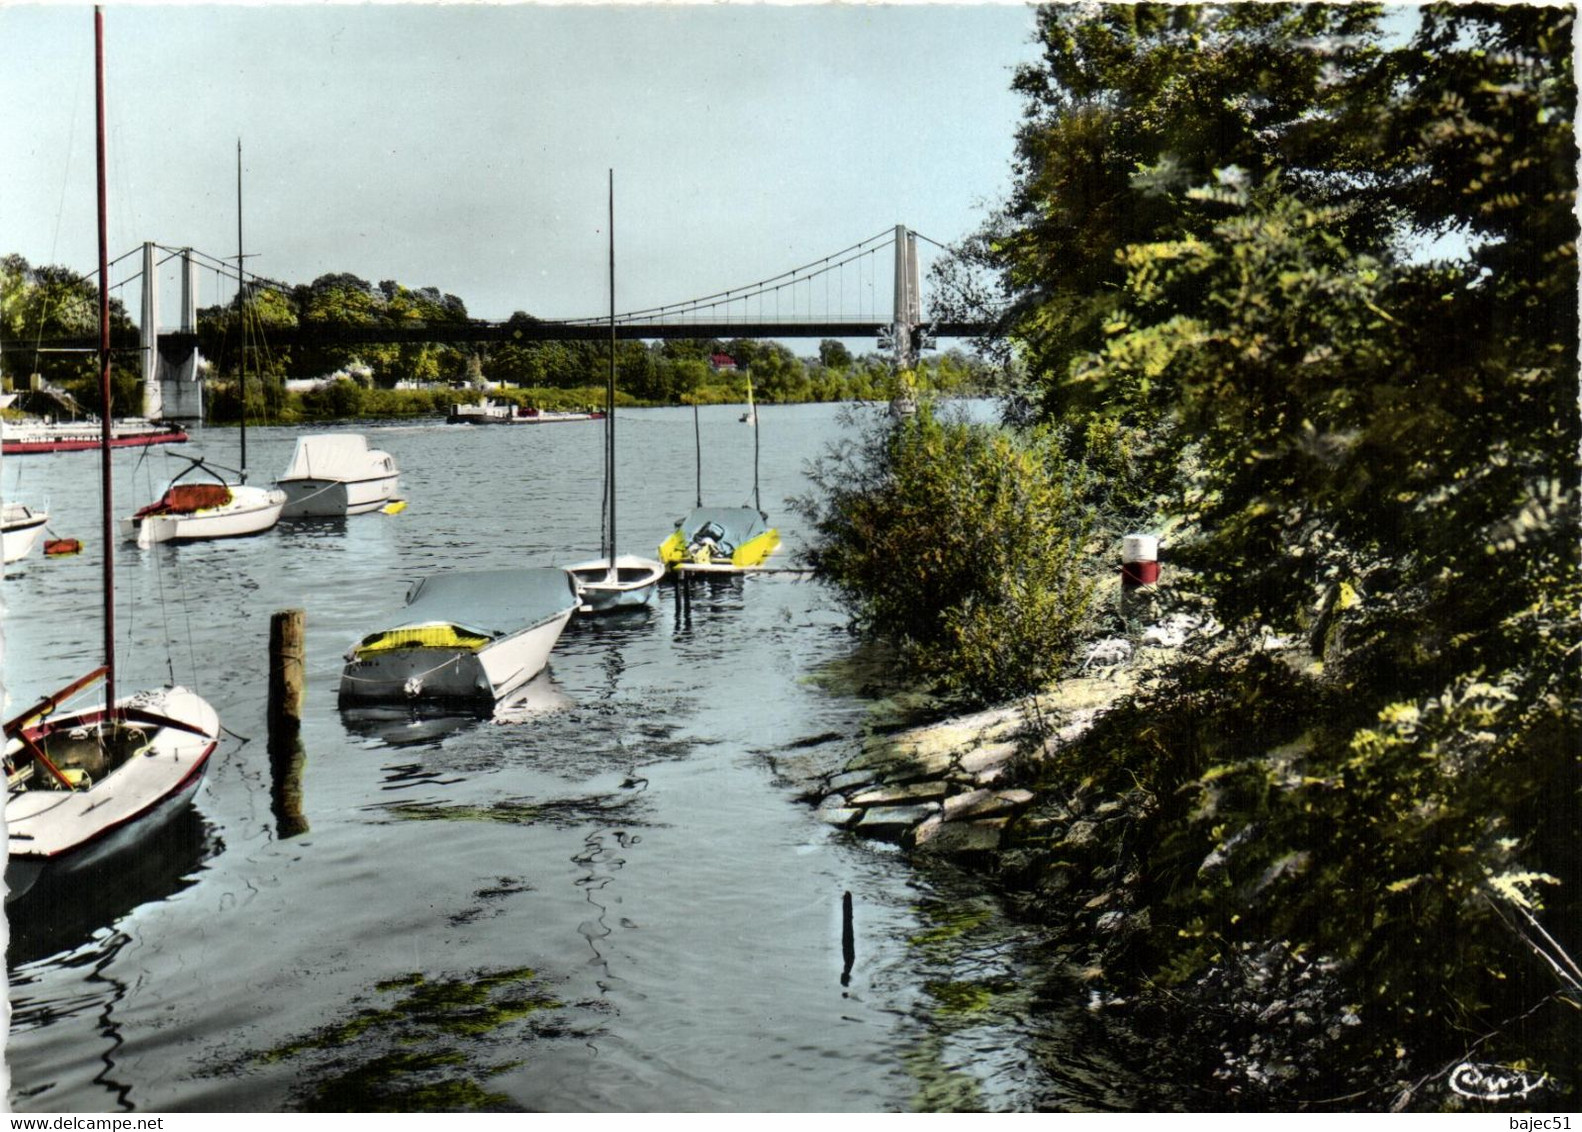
[28,225,995,421]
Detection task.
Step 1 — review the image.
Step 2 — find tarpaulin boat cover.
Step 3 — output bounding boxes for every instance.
[135,482,232,517]
[396,568,581,639]
[280,434,390,481]
[679,507,769,550]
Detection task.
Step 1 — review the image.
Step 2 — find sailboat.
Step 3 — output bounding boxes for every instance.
[121,140,284,546]
[6,7,222,903]
[564,170,665,611]
[659,375,780,572]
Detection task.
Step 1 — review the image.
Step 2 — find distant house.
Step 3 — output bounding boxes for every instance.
[709,353,738,372]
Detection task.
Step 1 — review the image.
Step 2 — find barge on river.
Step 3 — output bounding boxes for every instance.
[3,416,188,455]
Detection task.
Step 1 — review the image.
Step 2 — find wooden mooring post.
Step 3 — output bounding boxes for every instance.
[268,608,305,734]
[268,608,309,837]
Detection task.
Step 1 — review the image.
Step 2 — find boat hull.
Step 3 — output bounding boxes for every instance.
[5,685,220,900]
[121,486,286,545]
[564,555,666,613]
[338,609,575,705]
[1,503,49,564]
[278,473,400,518]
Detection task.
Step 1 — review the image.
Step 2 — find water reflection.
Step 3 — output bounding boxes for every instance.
[7,806,218,969]
[338,672,572,749]
[269,731,310,838]
[669,573,749,643]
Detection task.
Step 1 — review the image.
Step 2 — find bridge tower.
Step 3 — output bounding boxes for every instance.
[140,242,205,422]
[885,225,934,370]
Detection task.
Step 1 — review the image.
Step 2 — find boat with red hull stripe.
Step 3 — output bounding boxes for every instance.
[3,418,189,455]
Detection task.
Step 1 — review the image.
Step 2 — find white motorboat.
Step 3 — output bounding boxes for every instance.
[2,501,49,564]
[277,433,400,518]
[564,173,665,612]
[121,457,285,546]
[339,567,581,706]
[7,9,223,905]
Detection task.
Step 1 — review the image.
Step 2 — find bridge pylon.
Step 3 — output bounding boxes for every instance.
[140,242,205,422]
[885,225,934,371]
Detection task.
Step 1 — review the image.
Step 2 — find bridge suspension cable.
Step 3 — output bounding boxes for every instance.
[567,225,900,327]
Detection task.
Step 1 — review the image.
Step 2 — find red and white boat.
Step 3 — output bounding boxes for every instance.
[6,8,222,904]
[121,456,285,546]
[2,415,188,455]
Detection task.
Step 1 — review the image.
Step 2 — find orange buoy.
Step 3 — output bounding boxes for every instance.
[45,538,83,557]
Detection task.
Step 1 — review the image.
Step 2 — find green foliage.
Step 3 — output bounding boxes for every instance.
[911,0,1580,1102]
[0,254,138,403]
[798,403,1095,704]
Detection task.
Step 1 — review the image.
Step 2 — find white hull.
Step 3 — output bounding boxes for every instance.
[339,609,575,705]
[6,686,220,895]
[278,473,400,518]
[564,554,666,613]
[121,485,285,546]
[2,503,49,564]
[276,434,400,518]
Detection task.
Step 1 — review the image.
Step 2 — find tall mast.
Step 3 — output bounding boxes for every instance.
[95,5,115,711]
[606,169,616,566]
[236,138,248,481]
[693,402,702,509]
[751,374,761,514]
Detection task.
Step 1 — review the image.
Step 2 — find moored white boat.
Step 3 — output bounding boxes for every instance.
[121,459,284,547]
[2,501,49,564]
[565,553,667,612]
[339,567,581,706]
[277,433,400,518]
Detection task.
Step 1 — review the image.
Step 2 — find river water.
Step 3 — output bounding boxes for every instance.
[2,401,1136,1112]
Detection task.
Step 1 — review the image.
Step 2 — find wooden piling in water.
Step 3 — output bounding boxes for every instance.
[268,608,305,734]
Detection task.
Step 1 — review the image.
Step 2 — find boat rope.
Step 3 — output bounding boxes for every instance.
[338,652,466,686]
[287,480,342,507]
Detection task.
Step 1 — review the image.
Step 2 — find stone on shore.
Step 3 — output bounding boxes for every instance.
[942,788,1035,823]
[856,803,941,840]
[910,814,1011,854]
[849,780,948,807]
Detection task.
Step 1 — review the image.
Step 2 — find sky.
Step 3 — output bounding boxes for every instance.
[2,2,1042,333]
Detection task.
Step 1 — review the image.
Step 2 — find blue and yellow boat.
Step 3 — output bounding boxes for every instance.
[658,506,780,572]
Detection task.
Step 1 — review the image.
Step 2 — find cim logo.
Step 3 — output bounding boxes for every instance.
[1448,1061,1549,1102]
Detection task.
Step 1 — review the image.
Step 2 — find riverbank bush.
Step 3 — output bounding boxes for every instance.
[797,402,1097,705]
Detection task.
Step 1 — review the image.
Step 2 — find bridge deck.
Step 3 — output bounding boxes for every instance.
[48,320,994,353]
